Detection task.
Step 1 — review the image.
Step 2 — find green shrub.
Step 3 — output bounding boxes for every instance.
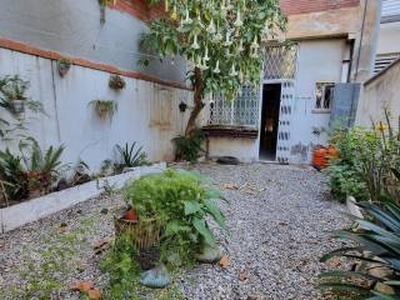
[123,169,227,264]
[0,138,65,203]
[172,130,205,162]
[326,120,400,204]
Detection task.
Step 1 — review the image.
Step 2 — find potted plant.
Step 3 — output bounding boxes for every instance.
[118,169,228,266]
[0,75,43,117]
[178,101,187,113]
[89,99,118,120]
[108,75,126,90]
[57,57,72,77]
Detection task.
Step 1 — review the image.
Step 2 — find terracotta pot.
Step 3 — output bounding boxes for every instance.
[326,145,340,160]
[312,146,328,170]
[123,208,138,221]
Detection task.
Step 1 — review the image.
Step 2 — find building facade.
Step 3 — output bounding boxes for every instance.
[205,0,381,164]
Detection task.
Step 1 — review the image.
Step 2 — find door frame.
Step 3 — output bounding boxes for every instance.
[257,79,287,161]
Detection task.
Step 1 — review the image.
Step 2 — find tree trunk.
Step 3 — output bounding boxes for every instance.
[185,67,204,137]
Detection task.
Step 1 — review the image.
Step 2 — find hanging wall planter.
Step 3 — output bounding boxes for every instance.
[178,101,187,113]
[89,99,118,121]
[109,75,126,90]
[10,99,25,115]
[57,58,72,77]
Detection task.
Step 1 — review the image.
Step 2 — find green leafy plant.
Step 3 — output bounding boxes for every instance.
[0,148,27,202]
[123,169,228,265]
[19,138,66,197]
[141,0,287,136]
[114,142,149,172]
[0,138,66,203]
[89,99,118,120]
[172,130,206,162]
[326,113,400,204]
[0,75,44,137]
[319,201,400,299]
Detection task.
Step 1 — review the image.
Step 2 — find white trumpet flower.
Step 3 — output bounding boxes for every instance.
[234,10,243,27]
[229,63,238,77]
[238,39,244,52]
[207,19,216,34]
[213,60,221,74]
[204,47,210,61]
[183,8,193,25]
[214,32,223,42]
[191,34,200,49]
[224,31,233,46]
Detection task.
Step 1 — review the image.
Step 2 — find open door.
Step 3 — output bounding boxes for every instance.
[259,84,281,161]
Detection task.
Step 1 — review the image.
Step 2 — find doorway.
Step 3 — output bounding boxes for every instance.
[259,84,281,161]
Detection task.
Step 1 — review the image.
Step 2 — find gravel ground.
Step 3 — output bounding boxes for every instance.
[0,163,350,299]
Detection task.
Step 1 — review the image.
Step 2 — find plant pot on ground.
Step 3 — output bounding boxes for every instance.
[114,210,161,270]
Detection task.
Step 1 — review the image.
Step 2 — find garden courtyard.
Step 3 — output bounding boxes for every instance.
[0,163,349,300]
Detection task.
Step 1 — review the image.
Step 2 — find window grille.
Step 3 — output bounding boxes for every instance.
[264,44,298,80]
[209,85,260,127]
[314,82,335,112]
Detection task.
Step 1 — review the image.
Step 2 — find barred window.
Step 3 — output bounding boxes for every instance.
[314,82,334,112]
[208,85,260,127]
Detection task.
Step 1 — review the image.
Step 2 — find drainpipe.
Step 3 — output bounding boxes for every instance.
[351,0,382,82]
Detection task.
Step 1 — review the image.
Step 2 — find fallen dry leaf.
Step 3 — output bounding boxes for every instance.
[219,255,231,268]
[222,183,239,190]
[88,288,101,299]
[70,280,94,292]
[239,269,249,281]
[94,236,113,255]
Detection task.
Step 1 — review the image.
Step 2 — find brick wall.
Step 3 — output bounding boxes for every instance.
[280,0,360,15]
[114,0,164,21]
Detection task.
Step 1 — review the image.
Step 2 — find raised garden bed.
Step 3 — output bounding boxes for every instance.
[0,162,166,233]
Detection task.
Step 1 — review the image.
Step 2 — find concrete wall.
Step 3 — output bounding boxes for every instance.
[0,48,193,171]
[356,59,400,127]
[0,0,185,82]
[377,21,400,54]
[286,6,361,39]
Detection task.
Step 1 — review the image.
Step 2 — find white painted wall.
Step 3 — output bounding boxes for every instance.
[356,59,400,127]
[207,137,258,163]
[0,48,193,172]
[290,39,347,163]
[377,21,400,54]
[0,0,186,82]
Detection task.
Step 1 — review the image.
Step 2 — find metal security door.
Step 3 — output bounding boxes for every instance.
[276,80,295,164]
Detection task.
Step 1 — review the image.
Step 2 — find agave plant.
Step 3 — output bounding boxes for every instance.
[113,142,148,172]
[320,201,400,299]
